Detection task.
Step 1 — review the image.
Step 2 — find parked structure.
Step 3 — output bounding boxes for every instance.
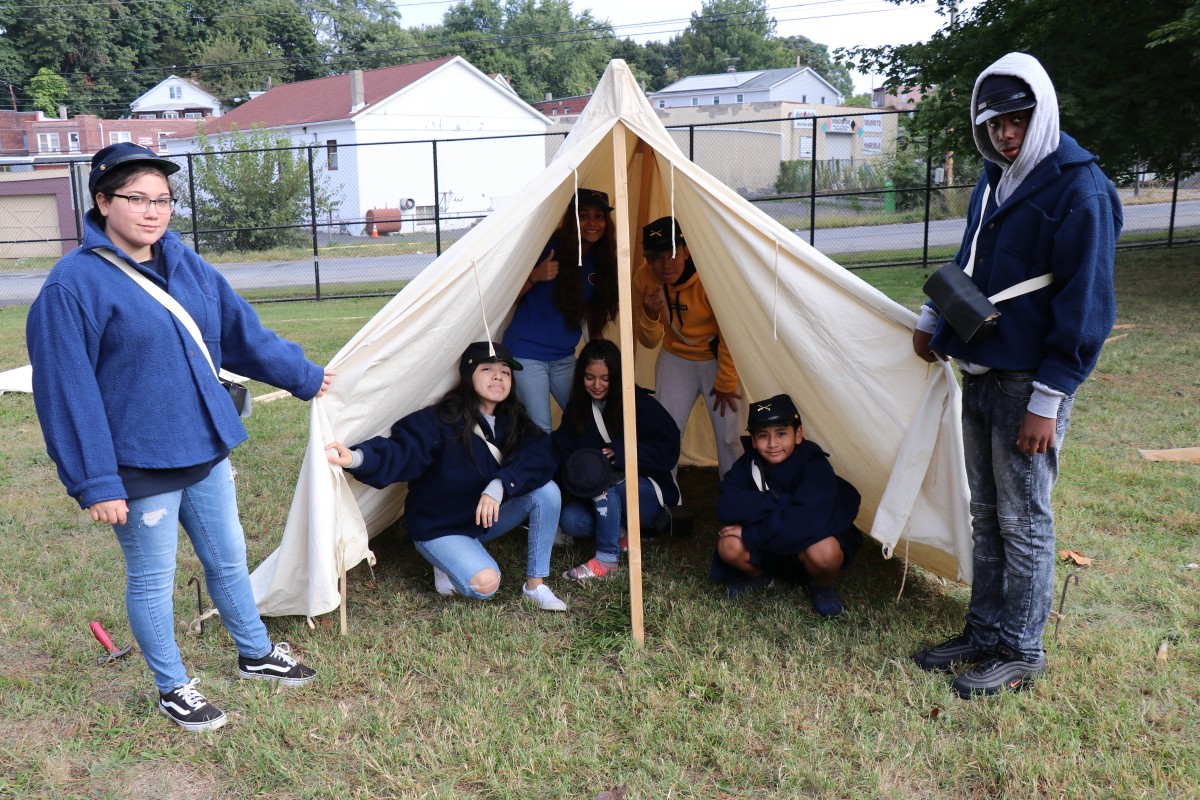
[130,75,224,120]
[648,67,844,109]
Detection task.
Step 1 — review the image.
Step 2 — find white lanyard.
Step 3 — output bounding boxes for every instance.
[472,423,502,464]
[965,184,1053,302]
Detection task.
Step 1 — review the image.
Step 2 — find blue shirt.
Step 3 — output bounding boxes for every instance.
[504,239,596,361]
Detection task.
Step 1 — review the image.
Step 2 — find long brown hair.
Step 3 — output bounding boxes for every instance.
[564,339,624,436]
[552,199,619,337]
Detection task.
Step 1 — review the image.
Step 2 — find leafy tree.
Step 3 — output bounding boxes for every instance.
[27,67,68,115]
[189,126,339,252]
[776,35,853,98]
[842,0,1200,180]
[678,0,790,75]
[305,0,419,70]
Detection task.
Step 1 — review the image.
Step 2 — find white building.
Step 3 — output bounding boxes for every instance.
[167,56,552,230]
[649,67,844,110]
[130,75,223,120]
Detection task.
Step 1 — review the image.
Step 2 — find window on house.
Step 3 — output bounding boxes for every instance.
[67,131,80,152]
[169,84,183,100]
[658,101,665,108]
[691,97,698,106]
[139,114,156,120]
[736,94,743,103]
[163,111,179,119]
[326,140,338,171]
[713,96,720,105]
[802,95,807,103]
[184,112,202,119]
[821,96,826,104]
[109,131,131,143]
[37,132,60,153]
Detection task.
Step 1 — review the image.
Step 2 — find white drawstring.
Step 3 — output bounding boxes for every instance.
[772,240,780,341]
[669,162,677,259]
[470,259,495,352]
[573,167,582,267]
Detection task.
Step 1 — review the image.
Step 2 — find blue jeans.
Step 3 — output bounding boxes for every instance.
[560,477,664,562]
[111,459,271,693]
[412,481,561,599]
[514,355,575,433]
[961,371,1073,660]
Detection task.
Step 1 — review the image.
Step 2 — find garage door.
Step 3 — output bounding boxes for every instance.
[0,193,61,258]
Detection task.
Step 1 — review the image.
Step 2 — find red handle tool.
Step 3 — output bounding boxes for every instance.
[90,621,132,664]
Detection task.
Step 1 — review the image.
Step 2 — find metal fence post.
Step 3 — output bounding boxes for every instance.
[809,116,817,246]
[307,144,321,301]
[688,125,695,162]
[433,140,442,256]
[922,141,933,268]
[68,162,83,247]
[1168,165,1180,247]
[186,152,200,256]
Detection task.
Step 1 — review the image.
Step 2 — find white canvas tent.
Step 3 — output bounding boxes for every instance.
[249,60,973,626]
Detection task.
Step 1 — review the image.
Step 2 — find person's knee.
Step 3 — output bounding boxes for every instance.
[531,481,562,515]
[717,535,747,564]
[801,538,844,574]
[470,568,500,597]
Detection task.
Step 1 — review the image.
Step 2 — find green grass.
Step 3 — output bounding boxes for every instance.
[1,249,1197,798]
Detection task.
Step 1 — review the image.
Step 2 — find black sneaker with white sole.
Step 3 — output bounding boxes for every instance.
[951,646,1046,698]
[159,678,227,732]
[237,642,317,686]
[912,631,991,673]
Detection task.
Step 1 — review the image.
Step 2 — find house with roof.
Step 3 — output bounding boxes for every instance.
[648,67,844,109]
[167,56,552,231]
[130,75,223,120]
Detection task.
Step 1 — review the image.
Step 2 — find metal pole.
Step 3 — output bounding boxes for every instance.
[68,161,83,247]
[809,116,817,246]
[432,140,442,256]
[187,152,200,256]
[922,141,933,268]
[1167,163,1180,247]
[308,144,321,300]
[688,125,695,162]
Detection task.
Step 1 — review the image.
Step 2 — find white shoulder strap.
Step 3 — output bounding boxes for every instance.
[751,461,768,492]
[96,248,219,379]
[962,185,1053,304]
[472,423,503,464]
[591,401,611,445]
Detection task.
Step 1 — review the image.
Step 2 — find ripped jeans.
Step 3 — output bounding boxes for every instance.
[112,459,272,693]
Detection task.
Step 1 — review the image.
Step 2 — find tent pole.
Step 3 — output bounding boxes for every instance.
[611,121,645,646]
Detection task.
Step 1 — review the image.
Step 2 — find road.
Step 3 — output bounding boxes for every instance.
[3,200,1195,306]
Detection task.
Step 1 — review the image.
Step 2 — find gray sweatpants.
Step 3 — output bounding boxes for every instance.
[654,350,743,480]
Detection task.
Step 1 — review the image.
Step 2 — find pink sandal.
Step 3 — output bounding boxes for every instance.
[562,557,619,582]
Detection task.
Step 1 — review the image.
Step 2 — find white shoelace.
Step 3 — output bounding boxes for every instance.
[271,642,298,666]
[175,677,208,710]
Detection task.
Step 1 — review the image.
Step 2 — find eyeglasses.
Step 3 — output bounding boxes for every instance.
[109,193,176,213]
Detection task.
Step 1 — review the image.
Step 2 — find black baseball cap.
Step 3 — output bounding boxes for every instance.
[747,393,801,430]
[575,188,613,211]
[460,341,522,374]
[642,216,684,254]
[88,142,180,196]
[974,75,1036,125]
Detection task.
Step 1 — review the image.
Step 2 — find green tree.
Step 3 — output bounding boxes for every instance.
[190,126,339,252]
[842,0,1200,180]
[776,34,853,98]
[305,0,419,70]
[27,68,68,115]
[678,0,790,75]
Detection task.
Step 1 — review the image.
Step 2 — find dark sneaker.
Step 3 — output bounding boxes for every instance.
[725,574,775,599]
[951,646,1046,698]
[158,678,227,732]
[912,632,990,673]
[807,583,844,618]
[238,642,317,687]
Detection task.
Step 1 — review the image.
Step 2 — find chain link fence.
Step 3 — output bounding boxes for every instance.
[2,108,1195,304]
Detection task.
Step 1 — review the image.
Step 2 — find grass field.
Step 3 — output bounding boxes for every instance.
[0,249,1197,799]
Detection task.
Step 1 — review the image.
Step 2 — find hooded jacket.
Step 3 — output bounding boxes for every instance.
[926,53,1122,397]
[27,212,326,510]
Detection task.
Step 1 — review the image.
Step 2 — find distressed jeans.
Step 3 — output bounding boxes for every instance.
[559,477,665,562]
[412,480,561,599]
[961,371,1073,660]
[513,355,576,434]
[111,459,272,693]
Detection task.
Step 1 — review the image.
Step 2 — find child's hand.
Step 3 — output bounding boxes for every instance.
[709,386,742,416]
[642,284,664,320]
[476,494,501,528]
[325,442,353,467]
[530,249,559,284]
[718,524,743,540]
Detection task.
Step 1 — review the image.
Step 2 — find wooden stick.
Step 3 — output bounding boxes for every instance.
[611,122,645,646]
[1137,447,1200,464]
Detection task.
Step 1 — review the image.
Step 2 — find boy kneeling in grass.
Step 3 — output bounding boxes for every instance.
[711,394,863,616]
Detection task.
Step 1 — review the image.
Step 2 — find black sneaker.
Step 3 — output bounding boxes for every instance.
[725,574,775,599]
[807,583,845,618]
[912,632,990,673]
[951,646,1046,698]
[237,642,317,687]
[158,678,227,732]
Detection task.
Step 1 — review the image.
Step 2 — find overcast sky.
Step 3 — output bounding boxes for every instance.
[393,0,977,94]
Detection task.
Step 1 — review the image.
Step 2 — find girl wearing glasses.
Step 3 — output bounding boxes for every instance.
[26,143,332,732]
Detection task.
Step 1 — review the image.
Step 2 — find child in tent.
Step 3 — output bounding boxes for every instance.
[551,339,681,581]
[325,341,567,611]
[503,188,620,433]
[634,216,742,479]
[712,394,863,616]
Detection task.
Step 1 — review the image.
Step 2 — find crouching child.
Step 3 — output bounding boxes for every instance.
[711,394,863,616]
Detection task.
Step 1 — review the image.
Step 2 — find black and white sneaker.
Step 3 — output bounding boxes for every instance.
[237,642,317,687]
[951,646,1046,698]
[159,678,227,732]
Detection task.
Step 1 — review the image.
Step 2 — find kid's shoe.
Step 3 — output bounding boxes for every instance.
[237,642,317,687]
[725,574,775,599]
[807,583,845,618]
[433,566,457,597]
[951,646,1046,698]
[522,582,568,612]
[158,678,226,732]
[912,632,990,673]
[562,557,619,582]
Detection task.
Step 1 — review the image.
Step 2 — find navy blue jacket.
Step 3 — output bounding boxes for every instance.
[716,437,860,554]
[929,133,1121,395]
[347,405,555,542]
[27,211,325,509]
[550,387,681,507]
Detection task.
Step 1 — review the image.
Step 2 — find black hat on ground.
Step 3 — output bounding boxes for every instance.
[575,188,614,211]
[642,216,684,253]
[747,393,801,430]
[88,142,180,196]
[560,448,614,498]
[460,341,522,375]
[974,75,1036,125]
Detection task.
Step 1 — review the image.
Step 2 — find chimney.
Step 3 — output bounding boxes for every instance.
[58,104,67,119]
[545,92,553,101]
[726,66,736,73]
[350,70,366,113]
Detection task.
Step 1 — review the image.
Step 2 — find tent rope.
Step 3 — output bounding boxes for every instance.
[670,162,677,258]
[895,532,912,601]
[470,259,495,351]
[573,166,582,267]
[773,239,780,341]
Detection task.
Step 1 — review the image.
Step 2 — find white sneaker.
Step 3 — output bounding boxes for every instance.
[522,582,567,612]
[433,567,456,597]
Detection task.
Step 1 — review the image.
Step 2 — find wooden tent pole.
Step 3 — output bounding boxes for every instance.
[611,122,645,646]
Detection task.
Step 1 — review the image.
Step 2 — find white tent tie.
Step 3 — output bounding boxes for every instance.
[470,259,495,350]
[772,240,780,341]
[573,167,582,267]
